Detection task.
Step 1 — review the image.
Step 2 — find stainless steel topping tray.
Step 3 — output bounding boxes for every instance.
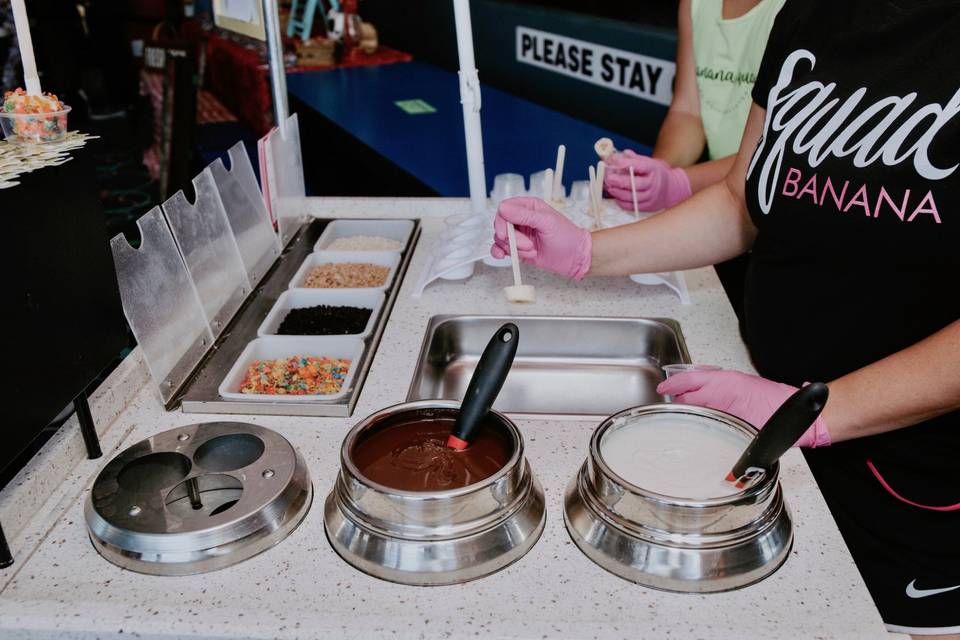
[178,218,420,417]
[406,315,690,420]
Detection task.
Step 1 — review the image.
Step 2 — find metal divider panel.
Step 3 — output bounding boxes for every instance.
[264,113,306,247]
[110,207,214,404]
[228,141,271,220]
[162,168,251,337]
[209,143,280,288]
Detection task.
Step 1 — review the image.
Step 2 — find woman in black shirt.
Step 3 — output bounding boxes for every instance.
[491,1,959,635]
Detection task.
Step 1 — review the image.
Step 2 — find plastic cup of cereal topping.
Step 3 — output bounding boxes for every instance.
[0,105,71,144]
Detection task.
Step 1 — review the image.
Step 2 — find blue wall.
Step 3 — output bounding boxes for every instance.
[362,0,678,146]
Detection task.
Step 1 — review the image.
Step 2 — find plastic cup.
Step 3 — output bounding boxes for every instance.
[490,173,526,206]
[0,105,71,144]
[527,170,548,198]
[662,364,722,378]
[551,183,568,201]
[570,180,592,203]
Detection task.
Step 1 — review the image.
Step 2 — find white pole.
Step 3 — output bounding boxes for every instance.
[11,0,41,95]
[262,0,288,136]
[452,0,487,215]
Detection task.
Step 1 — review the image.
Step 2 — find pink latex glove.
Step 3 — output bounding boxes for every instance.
[656,370,832,448]
[604,150,693,212]
[491,196,592,280]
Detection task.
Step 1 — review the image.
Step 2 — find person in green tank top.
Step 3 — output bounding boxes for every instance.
[604,0,785,210]
[603,0,784,317]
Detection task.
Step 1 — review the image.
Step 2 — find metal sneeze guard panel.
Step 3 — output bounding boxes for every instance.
[110,208,214,404]
[162,168,251,336]
[209,143,280,289]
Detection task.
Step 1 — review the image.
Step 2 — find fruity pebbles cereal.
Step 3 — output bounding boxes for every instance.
[240,355,351,396]
[1,88,69,143]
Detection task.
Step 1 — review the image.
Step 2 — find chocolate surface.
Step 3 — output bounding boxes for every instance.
[353,416,512,491]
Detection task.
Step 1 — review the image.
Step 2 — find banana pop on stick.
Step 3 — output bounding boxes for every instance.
[594,137,617,160]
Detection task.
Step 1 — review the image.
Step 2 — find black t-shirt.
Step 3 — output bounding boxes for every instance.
[743,0,960,501]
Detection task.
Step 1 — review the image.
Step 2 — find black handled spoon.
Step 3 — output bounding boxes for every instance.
[446,323,520,450]
[726,382,829,488]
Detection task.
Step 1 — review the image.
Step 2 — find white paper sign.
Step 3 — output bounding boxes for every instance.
[515,26,674,107]
[220,0,256,21]
[214,0,265,40]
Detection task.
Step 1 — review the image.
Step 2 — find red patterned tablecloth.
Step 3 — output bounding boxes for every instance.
[205,34,274,136]
[205,33,412,136]
[139,33,413,176]
[140,71,238,179]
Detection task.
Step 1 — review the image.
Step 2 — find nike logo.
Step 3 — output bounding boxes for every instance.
[906,579,960,599]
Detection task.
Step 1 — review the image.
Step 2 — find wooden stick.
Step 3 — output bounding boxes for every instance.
[629,166,640,220]
[553,144,566,201]
[10,0,41,94]
[503,223,535,302]
[544,168,554,202]
[507,223,523,287]
[595,161,606,227]
[588,165,601,229]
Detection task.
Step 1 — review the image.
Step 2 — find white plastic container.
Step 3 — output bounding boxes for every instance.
[313,219,415,252]
[257,289,385,338]
[218,335,365,402]
[288,251,400,291]
[437,245,477,280]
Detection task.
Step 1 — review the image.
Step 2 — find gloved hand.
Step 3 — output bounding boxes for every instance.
[491,196,592,280]
[656,370,832,448]
[604,150,693,212]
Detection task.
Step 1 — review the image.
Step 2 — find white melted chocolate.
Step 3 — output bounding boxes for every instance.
[599,414,749,499]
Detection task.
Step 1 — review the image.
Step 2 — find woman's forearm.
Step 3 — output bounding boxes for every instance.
[684,155,736,193]
[589,103,766,277]
[587,178,756,276]
[824,320,960,442]
[652,109,707,167]
[653,0,705,169]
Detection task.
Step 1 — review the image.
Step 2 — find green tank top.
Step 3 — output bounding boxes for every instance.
[691,0,785,160]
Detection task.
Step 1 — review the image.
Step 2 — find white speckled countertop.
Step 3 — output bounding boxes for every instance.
[0,198,894,639]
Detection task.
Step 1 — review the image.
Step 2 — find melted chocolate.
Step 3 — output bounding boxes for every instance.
[353,416,512,491]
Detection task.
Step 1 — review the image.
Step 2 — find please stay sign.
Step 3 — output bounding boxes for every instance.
[515,26,675,107]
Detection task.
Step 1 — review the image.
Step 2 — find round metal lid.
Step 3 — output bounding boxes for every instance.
[85,422,312,575]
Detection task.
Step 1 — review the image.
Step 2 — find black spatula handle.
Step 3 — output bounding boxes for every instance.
[448,323,519,449]
[728,382,829,481]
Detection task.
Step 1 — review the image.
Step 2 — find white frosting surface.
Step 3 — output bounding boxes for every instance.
[600,414,749,499]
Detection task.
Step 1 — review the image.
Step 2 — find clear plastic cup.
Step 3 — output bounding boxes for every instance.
[490,173,526,206]
[527,170,549,198]
[0,105,71,144]
[662,364,722,378]
[570,180,592,203]
[548,182,567,203]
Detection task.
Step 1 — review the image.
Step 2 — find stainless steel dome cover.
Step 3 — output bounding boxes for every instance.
[85,421,312,576]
